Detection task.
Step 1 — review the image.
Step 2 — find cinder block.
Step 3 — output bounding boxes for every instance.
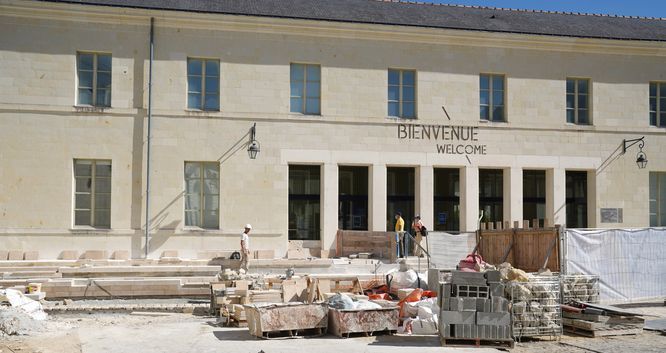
[440,310,475,325]
[454,324,479,338]
[440,323,453,338]
[59,250,79,260]
[0,250,8,260]
[492,296,509,312]
[489,282,504,298]
[8,250,23,260]
[476,298,491,312]
[453,284,489,298]
[111,250,129,260]
[484,270,501,283]
[476,312,510,326]
[451,271,488,286]
[23,251,39,260]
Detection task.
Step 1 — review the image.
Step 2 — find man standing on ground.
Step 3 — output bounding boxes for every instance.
[395,212,405,258]
[240,224,251,273]
[412,215,424,257]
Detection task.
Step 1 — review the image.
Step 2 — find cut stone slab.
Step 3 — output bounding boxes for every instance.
[23,251,39,260]
[161,250,179,258]
[0,250,8,260]
[112,250,129,260]
[82,250,108,260]
[8,251,23,261]
[58,250,79,260]
[245,303,328,337]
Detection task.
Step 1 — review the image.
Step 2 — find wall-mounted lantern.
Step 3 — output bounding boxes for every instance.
[622,136,647,169]
[247,123,260,160]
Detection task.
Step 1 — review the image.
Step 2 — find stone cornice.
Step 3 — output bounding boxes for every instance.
[2,0,666,57]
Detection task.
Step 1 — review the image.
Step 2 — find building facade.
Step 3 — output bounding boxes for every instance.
[1,0,665,259]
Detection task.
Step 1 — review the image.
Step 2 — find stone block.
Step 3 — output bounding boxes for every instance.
[287,248,307,259]
[23,251,39,260]
[484,270,501,283]
[451,271,487,286]
[489,282,504,298]
[82,250,108,260]
[0,250,8,260]
[111,250,129,260]
[253,249,274,259]
[288,240,304,250]
[476,312,510,326]
[492,296,510,312]
[59,250,79,260]
[440,310,475,325]
[319,249,330,259]
[8,250,23,260]
[161,250,179,258]
[476,298,491,312]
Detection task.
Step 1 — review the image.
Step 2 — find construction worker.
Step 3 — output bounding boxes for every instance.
[394,212,405,258]
[240,224,251,273]
[412,215,424,257]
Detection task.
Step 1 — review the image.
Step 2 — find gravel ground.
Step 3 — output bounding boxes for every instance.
[1,302,665,353]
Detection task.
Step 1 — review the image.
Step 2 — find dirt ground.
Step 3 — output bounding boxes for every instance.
[1,304,665,353]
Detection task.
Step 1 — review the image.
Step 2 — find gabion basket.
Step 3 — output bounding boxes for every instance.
[560,274,600,304]
[507,277,562,339]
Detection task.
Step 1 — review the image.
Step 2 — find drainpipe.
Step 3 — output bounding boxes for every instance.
[145,17,154,259]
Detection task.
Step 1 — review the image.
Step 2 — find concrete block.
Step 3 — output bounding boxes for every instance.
[484,270,501,283]
[489,282,504,298]
[492,296,509,312]
[462,298,477,311]
[451,271,487,286]
[111,250,129,260]
[440,323,453,338]
[453,284,489,298]
[476,312,510,326]
[8,250,23,260]
[440,310,475,325]
[59,250,79,260]
[476,298,491,312]
[82,250,108,260]
[23,251,39,260]
[454,324,478,338]
[0,250,8,260]
[161,250,179,258]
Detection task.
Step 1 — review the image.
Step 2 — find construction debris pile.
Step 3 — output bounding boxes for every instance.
[0,288,48,336]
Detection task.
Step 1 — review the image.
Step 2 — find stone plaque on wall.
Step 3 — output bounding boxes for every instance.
[600,208,623,223]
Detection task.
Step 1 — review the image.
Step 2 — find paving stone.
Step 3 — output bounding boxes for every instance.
[476,311,510,326]
[440,310,476,324]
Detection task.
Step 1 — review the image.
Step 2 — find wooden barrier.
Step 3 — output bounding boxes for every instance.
[477,225,560,273]
[335,230,396,262]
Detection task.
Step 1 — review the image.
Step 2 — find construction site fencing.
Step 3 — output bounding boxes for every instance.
[477,226,561,273]
[563,227,666,303]
[426,232,476,269]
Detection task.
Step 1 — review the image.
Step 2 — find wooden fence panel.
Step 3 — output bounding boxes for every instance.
[478,227,560,273]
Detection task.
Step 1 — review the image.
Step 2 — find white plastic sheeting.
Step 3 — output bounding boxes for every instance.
[564,228,666,303]
[426,231,476,269]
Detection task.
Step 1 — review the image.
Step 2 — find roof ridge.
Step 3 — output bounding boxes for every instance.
[371,0,666,21]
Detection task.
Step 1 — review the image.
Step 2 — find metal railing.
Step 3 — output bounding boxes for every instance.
[399,231,432,273]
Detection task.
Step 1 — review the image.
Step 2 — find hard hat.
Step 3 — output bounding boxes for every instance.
[245,224,252,229]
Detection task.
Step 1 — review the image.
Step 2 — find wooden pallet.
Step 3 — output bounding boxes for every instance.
[256,327,326,339]
[564,326,643,338]
[441,337,515,349]
[335,329,397,339]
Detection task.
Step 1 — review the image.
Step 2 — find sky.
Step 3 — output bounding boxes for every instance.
[427,0,666,18]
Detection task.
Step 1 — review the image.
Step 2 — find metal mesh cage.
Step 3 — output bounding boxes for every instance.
[507,277,562,339]
[560,274,600,304]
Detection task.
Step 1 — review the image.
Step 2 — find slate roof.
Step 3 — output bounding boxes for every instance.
[37,0,666,42]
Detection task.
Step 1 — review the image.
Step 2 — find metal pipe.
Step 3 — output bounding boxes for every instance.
[144,17,154,259]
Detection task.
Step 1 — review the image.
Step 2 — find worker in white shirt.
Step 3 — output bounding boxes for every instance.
[240,224,251,273]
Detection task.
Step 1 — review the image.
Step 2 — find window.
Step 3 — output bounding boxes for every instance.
[388,69,416,119]
[566,171,588,228]
[566,78,590,125]
[480,74,505,122]
[649,82,666,127]
[434,168,460,232]
[74,159,111,228]
[290,63,320,115]
[387,167,415,230]
[187,58,219,111]
[650,172,666,227]
[77,53,111,107]
[338,166,369,231]
[523,170,546,227]
[479,169,503,223]
[289,165,321,240]
[184,162,219,229]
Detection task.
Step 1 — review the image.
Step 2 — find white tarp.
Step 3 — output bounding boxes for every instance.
[565,228,666,303]
[426,231,476,269]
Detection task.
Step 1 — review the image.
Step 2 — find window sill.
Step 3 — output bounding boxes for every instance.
[180,227,223,233]
[478,119,508,124]
[387,116,417,120]
[70,227,112,233]
[73,105,111,113]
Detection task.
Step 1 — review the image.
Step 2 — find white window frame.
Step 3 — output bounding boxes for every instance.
[566,77,591,125]
[650,82,664,128]
[187,58,220,111]
[388,68,417,119]
[290,63,321,115]
[73,159,112,228]
[479,73,506,122]
[184,161,220,229]
[77,52,112,107]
